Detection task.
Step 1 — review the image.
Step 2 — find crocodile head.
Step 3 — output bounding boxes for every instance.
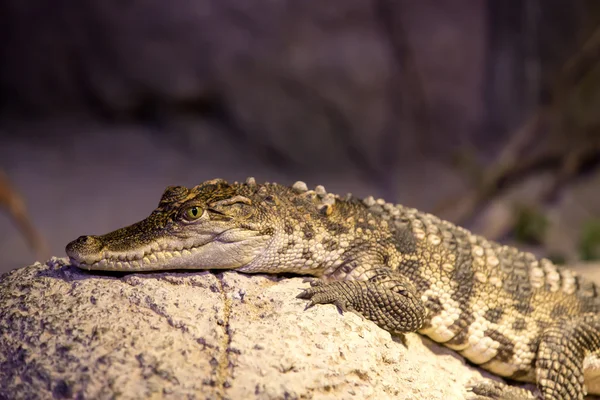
[65,178,276,271]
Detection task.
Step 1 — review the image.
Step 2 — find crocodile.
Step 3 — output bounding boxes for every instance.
[65,177,600,400]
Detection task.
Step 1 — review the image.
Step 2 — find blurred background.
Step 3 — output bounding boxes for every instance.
[1,0,600,275]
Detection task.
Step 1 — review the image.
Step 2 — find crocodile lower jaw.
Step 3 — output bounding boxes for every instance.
[71,246,206,271]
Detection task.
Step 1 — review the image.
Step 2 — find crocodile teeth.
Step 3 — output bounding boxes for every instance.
[182,249,192,257]
[156,253,166,262]
[164,252,173,259]
[173,251,182,258]
[147,254,158,263]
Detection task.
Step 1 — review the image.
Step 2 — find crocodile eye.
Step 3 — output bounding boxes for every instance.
[184,206,202,221]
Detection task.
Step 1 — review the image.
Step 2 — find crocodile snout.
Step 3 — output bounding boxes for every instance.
[65,235,104,265]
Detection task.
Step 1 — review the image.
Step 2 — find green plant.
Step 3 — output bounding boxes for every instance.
[579,219,600,261]
[513,203,549,245]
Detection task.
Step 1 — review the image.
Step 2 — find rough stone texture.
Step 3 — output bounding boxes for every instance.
[0,258,505,400]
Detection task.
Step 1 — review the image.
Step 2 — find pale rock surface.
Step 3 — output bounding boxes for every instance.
[0,258,510,399]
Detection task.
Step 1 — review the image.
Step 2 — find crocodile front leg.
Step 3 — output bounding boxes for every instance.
[297,269,426,333]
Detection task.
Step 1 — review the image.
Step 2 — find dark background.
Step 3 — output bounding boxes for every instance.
[1,0,600,274]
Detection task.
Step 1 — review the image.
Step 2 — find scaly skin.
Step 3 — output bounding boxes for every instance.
[66,177,600,400]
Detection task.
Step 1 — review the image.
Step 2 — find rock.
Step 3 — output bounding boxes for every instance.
[0,258,502,399]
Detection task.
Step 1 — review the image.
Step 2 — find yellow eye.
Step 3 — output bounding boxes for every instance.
[184,206,202,220]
